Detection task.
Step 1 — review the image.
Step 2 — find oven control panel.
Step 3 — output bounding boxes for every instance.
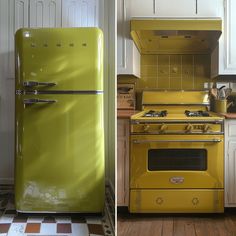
[131,123,223,134]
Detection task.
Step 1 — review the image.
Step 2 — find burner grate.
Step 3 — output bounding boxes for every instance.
[185,110,210,117]
[143,110,168,117]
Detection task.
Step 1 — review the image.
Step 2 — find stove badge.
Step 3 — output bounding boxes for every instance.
[169,176,184,184]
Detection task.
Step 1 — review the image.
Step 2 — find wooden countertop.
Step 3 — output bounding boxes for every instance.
[117,110,140,119]
[221,113,236,119]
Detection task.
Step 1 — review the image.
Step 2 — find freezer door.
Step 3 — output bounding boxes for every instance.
[15,28,103,91]
[15,94,104,212]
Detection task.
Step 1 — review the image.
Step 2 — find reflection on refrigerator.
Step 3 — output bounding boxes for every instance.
[15,28,104,213]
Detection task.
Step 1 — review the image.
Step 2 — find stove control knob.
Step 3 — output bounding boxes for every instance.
[186,124,193,132]
[203,124,210,133]
[160,124,167,132]
[143,125,150,132]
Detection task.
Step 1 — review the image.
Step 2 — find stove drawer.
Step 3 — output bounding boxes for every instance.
[129,189,224,213]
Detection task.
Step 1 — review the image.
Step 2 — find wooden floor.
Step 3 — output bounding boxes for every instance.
[118,210,236,236]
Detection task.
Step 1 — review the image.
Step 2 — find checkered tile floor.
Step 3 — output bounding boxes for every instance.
[0,187,114,236]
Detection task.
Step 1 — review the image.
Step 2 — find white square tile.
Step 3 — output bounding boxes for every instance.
[0,234,7,236]
[86,217,102,225]
[7,223,26,236]
[0,215,14,223]
[72,223,89,236]
[40,223,57,234]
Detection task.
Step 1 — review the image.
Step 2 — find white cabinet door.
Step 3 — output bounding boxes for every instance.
[117,0,140,77]
[129,0,156,17]
[62,0,99,27]
[130,0,196,17]
[156,0,196,16]
[226,140,236,205]
[225,120,236,206]
[219,0,236,74]
[197,0,221,16]
[130,0,221,18]
[29,0,62,28]
[117,119,129,206]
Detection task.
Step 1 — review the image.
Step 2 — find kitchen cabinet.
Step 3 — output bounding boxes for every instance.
[225,119,236,206]
[153,0,196,17]
[117,118,129,206]
[117,0,140,77]
[62,0,99,27]
[218,0,236,75]
[129,0,156,17]
[129,0,220,17]
[197,0,221,17]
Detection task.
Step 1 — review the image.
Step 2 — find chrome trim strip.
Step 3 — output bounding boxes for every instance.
[17,90,103,95]
[133,139,222,144]
[131,120,224,124]
[131,132,224,135]
[142,103,210,106]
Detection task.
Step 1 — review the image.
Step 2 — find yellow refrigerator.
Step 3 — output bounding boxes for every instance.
[15,28,104,213]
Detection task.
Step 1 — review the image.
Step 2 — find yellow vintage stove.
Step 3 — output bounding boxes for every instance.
[129,90,224,213]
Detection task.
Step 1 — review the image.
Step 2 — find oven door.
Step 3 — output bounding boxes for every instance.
[130,134,224,189]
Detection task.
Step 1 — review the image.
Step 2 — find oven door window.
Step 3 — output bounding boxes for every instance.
[148,149,207,171]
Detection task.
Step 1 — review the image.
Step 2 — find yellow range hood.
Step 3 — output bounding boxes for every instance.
[130,18,222,54]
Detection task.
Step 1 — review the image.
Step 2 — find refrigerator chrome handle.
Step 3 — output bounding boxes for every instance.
[23,98,57,105]
[23,81,57,87]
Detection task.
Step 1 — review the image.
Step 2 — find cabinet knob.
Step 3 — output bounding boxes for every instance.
[203,124,210,133]
[160,124,168,132]
[186,124,193,133]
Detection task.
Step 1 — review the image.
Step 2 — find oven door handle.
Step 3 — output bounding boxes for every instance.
[132,139,222,144]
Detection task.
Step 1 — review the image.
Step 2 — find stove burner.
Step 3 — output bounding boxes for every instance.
[143,110,168,117]
[185,110,210,117]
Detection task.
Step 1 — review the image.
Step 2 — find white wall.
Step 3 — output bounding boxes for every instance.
[0,0,15,184]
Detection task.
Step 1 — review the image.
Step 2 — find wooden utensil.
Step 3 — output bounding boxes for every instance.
[210,88,218,99]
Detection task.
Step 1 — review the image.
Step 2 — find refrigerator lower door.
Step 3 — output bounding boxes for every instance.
[15,93,104,213]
